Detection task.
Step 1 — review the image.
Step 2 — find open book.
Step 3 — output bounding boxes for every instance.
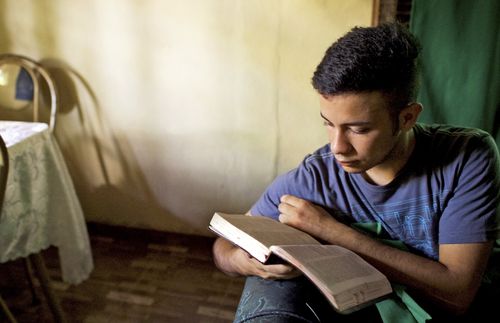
[209,212,393,314]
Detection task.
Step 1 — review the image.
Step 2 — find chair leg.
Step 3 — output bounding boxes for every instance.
[23,258,40,305]
[0,294,18,323]
[28,253,68,323]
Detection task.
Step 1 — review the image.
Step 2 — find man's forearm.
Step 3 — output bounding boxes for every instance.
[213,237,241,277]
[315,218,491,314]
[321,223,450,299]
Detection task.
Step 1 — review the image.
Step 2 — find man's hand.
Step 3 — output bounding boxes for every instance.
[278,194,337,240]
[213,237,301,280]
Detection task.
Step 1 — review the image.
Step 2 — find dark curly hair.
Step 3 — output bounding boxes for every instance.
[312,23,421,112]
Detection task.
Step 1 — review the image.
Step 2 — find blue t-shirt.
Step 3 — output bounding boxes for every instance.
[250,124,500,260]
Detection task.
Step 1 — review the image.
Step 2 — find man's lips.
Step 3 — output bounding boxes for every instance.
[337,160,357,166]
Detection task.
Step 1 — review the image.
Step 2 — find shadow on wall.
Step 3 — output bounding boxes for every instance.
[44,59,199,232]
[1,57,195,233]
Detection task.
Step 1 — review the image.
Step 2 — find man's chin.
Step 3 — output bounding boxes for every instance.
[336,160,363,172]
[339,164,364,173]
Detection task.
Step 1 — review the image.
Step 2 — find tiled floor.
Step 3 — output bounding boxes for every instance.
[0,223,245,322]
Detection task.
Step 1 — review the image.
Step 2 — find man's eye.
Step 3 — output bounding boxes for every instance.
[351,127,370,134]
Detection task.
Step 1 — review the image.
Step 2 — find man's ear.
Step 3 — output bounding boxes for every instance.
[399,102,423,130]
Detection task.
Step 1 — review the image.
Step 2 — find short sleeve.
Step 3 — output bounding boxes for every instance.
[250,173,289,220]
[439,134,500,243]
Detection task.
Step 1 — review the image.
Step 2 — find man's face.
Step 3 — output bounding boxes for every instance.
[319,91,403,174]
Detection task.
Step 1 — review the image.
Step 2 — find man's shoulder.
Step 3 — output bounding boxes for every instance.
[415,123,496,153]
[281,143,340,187]
[413,123,499,176]
[303,143,334,164]
[416,123,492,140]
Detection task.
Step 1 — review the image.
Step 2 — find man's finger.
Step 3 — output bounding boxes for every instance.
[280,194,303,206]
[278,201,293,214]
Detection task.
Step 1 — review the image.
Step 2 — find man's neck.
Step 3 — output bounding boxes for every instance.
[363,129,416,186]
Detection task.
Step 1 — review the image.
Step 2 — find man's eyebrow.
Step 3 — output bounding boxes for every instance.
[320,112,332,123]
[319,112,371,126]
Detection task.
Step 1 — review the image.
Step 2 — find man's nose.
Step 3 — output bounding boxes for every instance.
[331,130,352,155]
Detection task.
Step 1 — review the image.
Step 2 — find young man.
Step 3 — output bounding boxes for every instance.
[213,23,500,322]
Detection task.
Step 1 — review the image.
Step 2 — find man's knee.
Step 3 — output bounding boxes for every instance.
[234,276,322,323]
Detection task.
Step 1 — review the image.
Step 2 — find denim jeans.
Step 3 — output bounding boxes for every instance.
[233,276,382,323]
[234,275,500,323]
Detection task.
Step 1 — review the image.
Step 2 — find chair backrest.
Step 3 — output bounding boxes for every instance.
[0,134,8,216]
[0,54,57,132]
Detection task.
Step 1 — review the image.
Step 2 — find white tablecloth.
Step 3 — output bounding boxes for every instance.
[0,121,93,284]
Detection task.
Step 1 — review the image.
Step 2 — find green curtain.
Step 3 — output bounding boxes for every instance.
[409,0,500,148]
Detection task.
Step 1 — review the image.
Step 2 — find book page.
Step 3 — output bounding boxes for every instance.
[271,245,387,290]
[270,244,392,312]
